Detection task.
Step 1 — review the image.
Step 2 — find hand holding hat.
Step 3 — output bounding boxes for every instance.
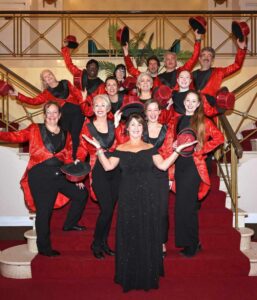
[60,161,91,182]
[176,128,198,157]
[0,80,14,97]
[232,21,250,43]
[116,26,129,46]
[189,16,207,34]
[63,35,79,49]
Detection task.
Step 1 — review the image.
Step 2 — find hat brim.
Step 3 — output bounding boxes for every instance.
[232,22,248,42]
[67,41,79,49]
[177,128,197,157]
[61,162,91,183]
[189,18,206,34]
[121,103,144,118]
[120,26,129,46]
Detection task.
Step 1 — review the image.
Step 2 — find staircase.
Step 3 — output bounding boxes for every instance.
[0,163,255,283]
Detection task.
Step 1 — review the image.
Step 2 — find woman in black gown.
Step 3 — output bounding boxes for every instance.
[83,114,195,292]
[143,99,175,256]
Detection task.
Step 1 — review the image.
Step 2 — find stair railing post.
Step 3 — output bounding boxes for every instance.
[231,146,239,229]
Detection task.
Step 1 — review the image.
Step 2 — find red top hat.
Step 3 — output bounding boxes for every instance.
[216,88,235,110]
[0,80,14,96]
[116,26,129,46]
[177,128,197,157]
[120,96,144,118]
[153,85,173,107]
[232,21,250,42]
[64,35,79,49]
[189,16,207,34]
[122,76,137,90]
[61,161,91,183]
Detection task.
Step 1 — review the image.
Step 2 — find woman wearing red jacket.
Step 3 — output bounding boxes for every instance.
[76,94,119,260]
[9,69,87,159]
[173,91,224,257]
[0,101,88,256]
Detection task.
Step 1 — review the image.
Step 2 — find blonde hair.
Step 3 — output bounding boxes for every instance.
[40,69,56,90]
[93,94,111,112]
[136,72,153,88]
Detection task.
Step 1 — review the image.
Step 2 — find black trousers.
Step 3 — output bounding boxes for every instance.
[174,156,201,249]
[91,160,119,250]
[28,164,88,253]
[60,103,85,160]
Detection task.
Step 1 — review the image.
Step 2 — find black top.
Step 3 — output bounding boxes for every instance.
[110,93,124,114]
[158,70,177,88]
[143,125,167,149]
[192,68,213,91]
[47,80,69,99]
[173,90,189,114]
[177,114,191,134]
[87,120,115,150]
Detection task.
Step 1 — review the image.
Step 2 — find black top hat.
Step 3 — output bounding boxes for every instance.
[189,16,207,34]
[177,128,197,157]
[61,161,91,182]
[232,21,250,42]
[116,26,130,46]
[64,35,79,49]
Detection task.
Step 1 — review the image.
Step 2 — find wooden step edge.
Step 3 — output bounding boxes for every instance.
[0,244,37,279]
[242,242,257,276]
[237,227,255,237]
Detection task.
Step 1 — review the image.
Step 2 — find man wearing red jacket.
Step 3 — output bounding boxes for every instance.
[61,46,105,97]
[158,30,202,89]
[192,38,247,98]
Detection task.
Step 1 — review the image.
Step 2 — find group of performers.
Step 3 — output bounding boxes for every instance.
[0,18,248,292]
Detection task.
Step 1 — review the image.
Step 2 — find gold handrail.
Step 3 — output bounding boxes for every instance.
[0,64,43,132]
[0,11,256,58]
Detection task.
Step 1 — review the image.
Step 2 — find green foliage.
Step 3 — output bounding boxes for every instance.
[106,24,192,75]
[98,61,116,77]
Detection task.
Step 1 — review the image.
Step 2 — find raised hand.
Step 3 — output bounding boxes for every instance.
[176,140,198,153]
[114,109,122,128]
[237,37,247,50]
[194,29,202,40]
[82,134,101,149]
[8,89,18,97]
[122,42,129,56]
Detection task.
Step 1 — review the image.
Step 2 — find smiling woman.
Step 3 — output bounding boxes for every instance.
[83,113,196,292]
[8,69,87,159]
[76,94,119,260]
[0,101,88,257]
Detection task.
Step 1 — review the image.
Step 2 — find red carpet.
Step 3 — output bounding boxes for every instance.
[1,170,257,299]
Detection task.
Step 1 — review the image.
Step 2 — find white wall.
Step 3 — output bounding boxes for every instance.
[0,146,32,226]
[238,152,257,223]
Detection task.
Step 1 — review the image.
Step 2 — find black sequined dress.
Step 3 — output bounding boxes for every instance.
[111,148,164,292]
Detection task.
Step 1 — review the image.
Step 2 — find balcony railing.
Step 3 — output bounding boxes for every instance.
[0,10,256,58]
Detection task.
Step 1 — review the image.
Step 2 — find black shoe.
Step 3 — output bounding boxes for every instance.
[162,251,167,258]
[39,249,61,257]
[181,243,202,258]
[90,245,105,260]
[63,224,87,231]
[102,246,115,256]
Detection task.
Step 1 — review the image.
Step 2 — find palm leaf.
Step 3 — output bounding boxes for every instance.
[108,24,121,51]
[98,61,116,77]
